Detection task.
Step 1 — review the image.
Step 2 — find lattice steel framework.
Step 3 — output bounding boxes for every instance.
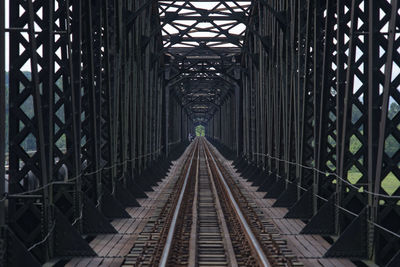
[160,0,250,124]
[0,0,178,265]
[209,0,400,265]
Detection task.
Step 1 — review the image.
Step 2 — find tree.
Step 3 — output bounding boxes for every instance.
[195,125,205,136]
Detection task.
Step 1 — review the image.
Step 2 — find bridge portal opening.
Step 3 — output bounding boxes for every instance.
[195,125,205,137]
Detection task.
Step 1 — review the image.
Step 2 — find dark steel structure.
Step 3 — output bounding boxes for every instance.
[209,1,400,266]
[0,0,399,266]
[0,0,190,265]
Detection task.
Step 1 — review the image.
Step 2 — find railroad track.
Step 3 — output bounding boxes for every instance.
[124,138,302,267]
[189,144,235,266]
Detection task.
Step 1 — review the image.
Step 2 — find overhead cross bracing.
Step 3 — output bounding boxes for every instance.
[159,1,250,124]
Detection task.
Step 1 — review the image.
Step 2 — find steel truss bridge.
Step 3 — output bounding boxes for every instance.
[0,0,399,266]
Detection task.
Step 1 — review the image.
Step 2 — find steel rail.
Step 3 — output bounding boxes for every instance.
[203,145,239,267]
[203,139,271,267]
[159,139,198,267]
[188,145,200,267]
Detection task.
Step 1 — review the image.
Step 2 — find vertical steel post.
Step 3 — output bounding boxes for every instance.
[0,0,5,227]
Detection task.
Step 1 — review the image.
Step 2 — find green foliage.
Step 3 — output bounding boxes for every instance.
[195,125,205,136]
[56,134,67,150]
[349,135,362,155]
[381,172,400,196]
[325,103,400,156]
[389,102,400,119]
[4,72,63,152]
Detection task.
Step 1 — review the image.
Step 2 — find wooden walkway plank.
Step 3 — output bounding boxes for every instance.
[66,146,191,267]
[119,234,138,256]
[119,219,135,234]
[111,219,125,231]
[92,235,114,253]
[210,147,356,267]
[296,235,323,257]
[89,234,108,248]
[108,236,130,257]
[98,235,123,256]
[98,258,115,267]
[87,258,103,267]
[64,258,82,267]
[302,259,324,267]
[75,258,93,267]
[114,219,131,232]
[304,235,329,255]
